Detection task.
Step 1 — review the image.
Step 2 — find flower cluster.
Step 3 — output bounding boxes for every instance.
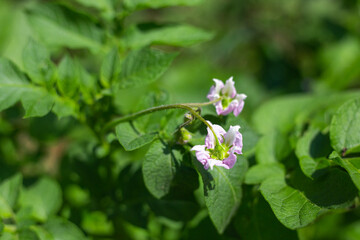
[191,122,243,170]
[187,76,246,170]
[207,77,247,116]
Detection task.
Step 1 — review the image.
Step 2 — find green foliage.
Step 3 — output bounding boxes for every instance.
[43,218,87,240]
[22,39,55,86]
[0,58,30,112]
[1,0,360,239]
[26,4,104,52]
[330,98,360,155]
[116,122,158,151]
[295,127,331,179]
[142,140,177,198]
[124,25,214,49]
[260,175,323,229]
[57,55,79,98]
[19,178,62,222]
[117,47,178,89]
[235,191,299,240]
[123,0,204,11]
[194,156,248,233]
[100,47,121,88]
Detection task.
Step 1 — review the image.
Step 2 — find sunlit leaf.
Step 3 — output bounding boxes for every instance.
[26,4,104,52]
[124,25,214,49]
[194,155,248,233]
[142,140,177,198]
[260,175,322,229]
[330,97,360,155]
[100,47,121,88]
[116,122,157,151]
[117,47,178,89]
[44,218,87,240]
[22,38,55,86]
[19,178,62,222]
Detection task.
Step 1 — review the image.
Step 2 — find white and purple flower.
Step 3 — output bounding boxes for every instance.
[191,122,243,170]
[207,77,247,116]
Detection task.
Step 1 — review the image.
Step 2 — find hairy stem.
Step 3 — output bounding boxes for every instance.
[103,99,222,144]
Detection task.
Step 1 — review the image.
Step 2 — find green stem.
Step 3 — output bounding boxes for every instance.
[103,101,222,144]
[185,97,222,107]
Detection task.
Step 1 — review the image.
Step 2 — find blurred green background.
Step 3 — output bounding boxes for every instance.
[2,0,360,111]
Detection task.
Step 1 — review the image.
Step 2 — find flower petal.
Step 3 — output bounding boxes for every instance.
[233,94,247,116]
[221,77,236,98]
[231,131,243,155]
[205,122,226,149]
[207,79,224,101]
[222,152,237,169]
[191,145,211,167]
[224,125,241,147]
[207,158,231,170]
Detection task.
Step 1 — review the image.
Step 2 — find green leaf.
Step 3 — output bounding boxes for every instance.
[21,89,54,118]
[0,58,30,112]
[0,174,22,208]
[194,156,248,234]
[100,47,121,88]
[124,25,214,49]
[295,127,331,179]
[0,57,77,118]
[116,122,157,151]
[0,196,13,218]
[19,229,40,240]
[44,217,87,240]
[26,4,103,52]
[52,97,79,118]
[22,38,55,86]
[123,0,203,10]
[142,140,177,198]
[260,175,322,229]
[255,131,291,163]
[253,92,360,136]
[81,211,114,235]
[19,178,62,222]
[77,62,97,104]
[289,167,357,210]
[133,90,169,133]
[30,226,54,240]
[57,55,79,98]
[345,156,360,190]
[235,193,299,240]
[73,0,113,14]
[244,163,285,185]
[0,232,16,240]
[342,221,360,240]
[117,47,178,89]
[330,97,360,155]
[330,151,360,191]
[320,37,360,90]
[252,94,312,134]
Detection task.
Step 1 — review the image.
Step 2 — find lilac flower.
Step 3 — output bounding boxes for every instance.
[207,77,247,116]
[191,122,243,170]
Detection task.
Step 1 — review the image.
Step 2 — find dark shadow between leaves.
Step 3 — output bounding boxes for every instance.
[287,165,358,208]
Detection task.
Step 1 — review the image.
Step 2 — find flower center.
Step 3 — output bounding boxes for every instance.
[207,143,230,160]
[221,96,232,109]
